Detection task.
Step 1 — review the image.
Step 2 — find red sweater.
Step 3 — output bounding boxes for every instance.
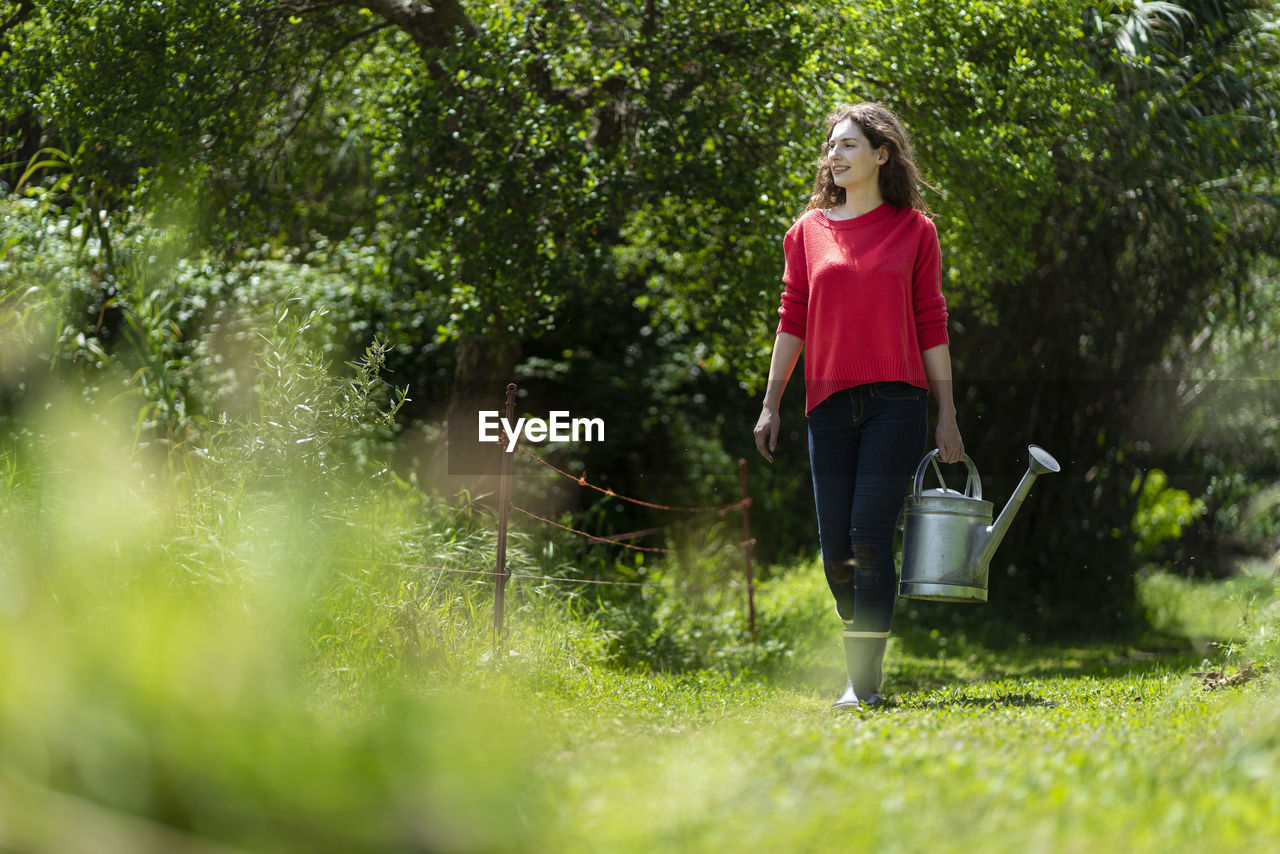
[776,203,949,414]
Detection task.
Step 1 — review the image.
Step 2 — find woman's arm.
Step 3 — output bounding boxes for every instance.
[922,343,964,463]
[754,331,804,463]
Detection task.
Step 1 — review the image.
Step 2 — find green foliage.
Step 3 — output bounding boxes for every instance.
[1139,568,1279,644]
[212,306,406,481]
[1132,468,1207,558]
[945,0,1279,630]
[5,2,343,192]
[834,0,1111,310]
[4,0,1280,642]
[393,0,812,349]
[0,406,546,852]
[0,190,399,452]
[1145,258,1280,572]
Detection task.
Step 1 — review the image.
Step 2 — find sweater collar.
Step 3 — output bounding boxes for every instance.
[814,202,896,229]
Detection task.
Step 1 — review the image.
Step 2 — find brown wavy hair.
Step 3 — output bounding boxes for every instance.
[805,102,934,215]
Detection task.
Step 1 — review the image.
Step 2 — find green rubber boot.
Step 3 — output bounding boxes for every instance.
[832,628,889,710]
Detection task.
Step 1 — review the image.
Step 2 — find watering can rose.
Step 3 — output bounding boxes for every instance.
[478,410,606,451]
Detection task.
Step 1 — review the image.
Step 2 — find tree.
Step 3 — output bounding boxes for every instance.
[3,0,815,480]
[907,0,1280,633]
[366,0,813,479]
[5,0,1277,635]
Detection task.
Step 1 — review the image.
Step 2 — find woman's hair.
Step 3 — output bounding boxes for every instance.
[805,102,934,214]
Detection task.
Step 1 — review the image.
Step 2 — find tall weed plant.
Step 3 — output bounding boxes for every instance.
[0,298,584,853]
[0,403,549,852]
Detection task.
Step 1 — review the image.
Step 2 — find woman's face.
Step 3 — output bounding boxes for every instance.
[826,118,886,192]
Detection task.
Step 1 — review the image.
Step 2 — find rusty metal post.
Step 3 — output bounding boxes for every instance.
[493,383,518,643]
[737,458,757,641]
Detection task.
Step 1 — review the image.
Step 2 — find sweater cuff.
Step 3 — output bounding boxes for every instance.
[917,325,949,351]
[777,316,806,340]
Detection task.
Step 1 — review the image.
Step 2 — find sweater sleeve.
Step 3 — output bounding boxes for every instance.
[776,218,809,340]
[912,217,949,350]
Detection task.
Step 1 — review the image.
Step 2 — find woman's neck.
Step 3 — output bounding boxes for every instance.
[829,185,884,220]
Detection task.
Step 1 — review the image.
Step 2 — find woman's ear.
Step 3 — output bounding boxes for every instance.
[876,147,889,165]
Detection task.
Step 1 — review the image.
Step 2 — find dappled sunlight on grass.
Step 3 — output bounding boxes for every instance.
[525,659,1276,854]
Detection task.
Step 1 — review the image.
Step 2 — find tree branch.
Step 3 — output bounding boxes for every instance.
[525,56,595,110]
[233,4,394,156]
[1,0,35,38]
[340,0,475,51]
[639,0,658,41]
[269,21,393,162]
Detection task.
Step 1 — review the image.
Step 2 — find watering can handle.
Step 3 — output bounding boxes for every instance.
[911,449,982,500]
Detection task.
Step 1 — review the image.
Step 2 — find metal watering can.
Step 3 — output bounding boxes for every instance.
[899,445,1060,603]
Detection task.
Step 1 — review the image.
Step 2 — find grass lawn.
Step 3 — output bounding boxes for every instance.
[490,633,1272,853]
[412,565,1280,854]
[506,648,1271,853]
[2,417,1277,853]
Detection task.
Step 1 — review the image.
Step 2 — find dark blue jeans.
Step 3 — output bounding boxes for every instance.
[807,382,928,632]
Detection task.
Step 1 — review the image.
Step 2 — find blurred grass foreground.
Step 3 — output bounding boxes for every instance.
[0,320,1278,853]
[0,388,539,851]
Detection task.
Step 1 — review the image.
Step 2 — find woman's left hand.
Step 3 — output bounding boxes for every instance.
[935,413,964,463]
[920,344,963,463]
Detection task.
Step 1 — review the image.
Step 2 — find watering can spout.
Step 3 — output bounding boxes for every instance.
[973,445,1061,570]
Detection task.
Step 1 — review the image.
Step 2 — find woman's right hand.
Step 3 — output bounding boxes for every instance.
[754,407,780,463]
[754,332,802,465]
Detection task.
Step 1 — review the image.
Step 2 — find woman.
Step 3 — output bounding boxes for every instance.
[753,102,964,709]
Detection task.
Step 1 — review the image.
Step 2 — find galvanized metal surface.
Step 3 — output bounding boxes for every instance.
[899,446,1060,604]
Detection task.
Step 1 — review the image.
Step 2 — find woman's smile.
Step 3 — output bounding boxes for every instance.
[827,118,883,190]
